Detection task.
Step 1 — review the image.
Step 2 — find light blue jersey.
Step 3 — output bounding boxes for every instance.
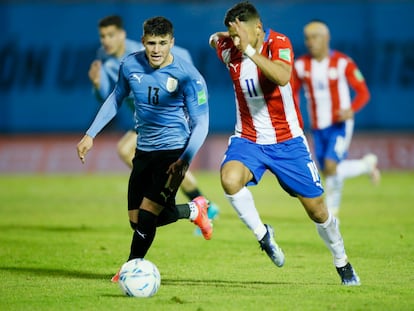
[94,38,141,102]
[95,39,193,102]
[86,50,209,164]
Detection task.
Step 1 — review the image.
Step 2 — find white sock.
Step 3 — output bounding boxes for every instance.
[188,202,198,221]
[337,159,370,179]
[325,175,344,216]
[225,187,267,241]
[315,212,348,267]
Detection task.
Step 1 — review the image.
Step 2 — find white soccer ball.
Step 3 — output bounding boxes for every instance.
[118,258,161,298]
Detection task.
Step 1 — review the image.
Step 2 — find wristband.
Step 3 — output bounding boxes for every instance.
[244,44,256,57]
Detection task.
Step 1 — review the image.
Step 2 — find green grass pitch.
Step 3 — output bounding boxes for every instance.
[0,171,413,310]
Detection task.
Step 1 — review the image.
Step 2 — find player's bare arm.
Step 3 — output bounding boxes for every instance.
[76,134,94,164]
[229,18,291,86]
[250,53,291,86]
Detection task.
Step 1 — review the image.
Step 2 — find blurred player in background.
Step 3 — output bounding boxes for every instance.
[293,20,380,217]
[79,16,212,281]
[88,15,219,229]
[209,2,360,285]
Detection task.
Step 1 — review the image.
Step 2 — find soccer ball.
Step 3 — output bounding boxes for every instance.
[118,258,161,298]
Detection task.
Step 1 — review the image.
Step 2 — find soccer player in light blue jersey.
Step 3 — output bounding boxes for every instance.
[78,16,212,281]
[88,15,219,227]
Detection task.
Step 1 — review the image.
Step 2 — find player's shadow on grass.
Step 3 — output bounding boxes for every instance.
[0,224,106,232]
[162,278,288,287]
[0,266,109,280]
[0,266,289,287]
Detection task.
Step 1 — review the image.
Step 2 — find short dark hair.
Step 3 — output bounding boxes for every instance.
[143,16,174,37]
[224,1,260,27]
[98,15,124,29]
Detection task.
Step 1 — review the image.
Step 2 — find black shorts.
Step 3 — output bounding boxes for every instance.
[127,148,185,210]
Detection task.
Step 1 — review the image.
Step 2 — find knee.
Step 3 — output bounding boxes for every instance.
[220,170,244,195]
[303,196,329,223]
[130,221,137,230]
[323,160,338,176]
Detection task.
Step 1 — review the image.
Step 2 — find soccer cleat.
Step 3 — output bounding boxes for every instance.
[363,153,381,185]
[336,262,361,286]
[194,201,220,236]
[111,269,120,283]
[191,196,213,240]
[259,224,285,267]
[207,202,220,220]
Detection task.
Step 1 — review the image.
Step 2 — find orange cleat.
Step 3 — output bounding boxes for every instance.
[191,196,213,240]
[111,269,120,283]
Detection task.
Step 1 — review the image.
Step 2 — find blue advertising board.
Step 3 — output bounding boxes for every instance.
[1,1,413,133]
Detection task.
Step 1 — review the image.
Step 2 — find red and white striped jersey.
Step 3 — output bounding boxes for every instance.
[294,50,370,130]
[215,29,304,144]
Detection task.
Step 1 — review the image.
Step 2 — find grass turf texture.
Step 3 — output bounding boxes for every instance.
[0,171,413,311]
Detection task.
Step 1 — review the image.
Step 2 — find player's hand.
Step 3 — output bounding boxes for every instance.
[77,135,93,164]
[229,18,249,52]
[165,159,189,191]
[338,108,354,121]
[88,60,101,89]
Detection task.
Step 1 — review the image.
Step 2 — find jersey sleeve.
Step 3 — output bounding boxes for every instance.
[345,59,370,112]
[292,61,303,107]
[179,75,209,164]
[93,66,112,102]
[216,37,235,65]
[92,48,113,102]
[86,62,131,138]
[269,33,294,66]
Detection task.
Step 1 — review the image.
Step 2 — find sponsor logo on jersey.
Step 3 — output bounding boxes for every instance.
[354,69,365,81]
[197,90,207,105]
[132,74,143,83]
[279,48,291,62]
[229,63,239,72]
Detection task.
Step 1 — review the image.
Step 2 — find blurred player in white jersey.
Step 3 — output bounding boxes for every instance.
[79,16,212,282]
[294,20,380,217]
[209,2,360,285]
[88,15,219,228]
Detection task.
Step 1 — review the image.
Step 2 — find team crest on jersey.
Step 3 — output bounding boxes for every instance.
[328,68,338,80]
[166,77,178,92]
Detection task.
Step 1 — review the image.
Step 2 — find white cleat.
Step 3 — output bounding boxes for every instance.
[259,224,285,267]
[363,153,381,185]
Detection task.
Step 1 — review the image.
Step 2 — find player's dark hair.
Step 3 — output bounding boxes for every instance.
[98,15,124,29]
[143,16,174,37]
[224,1,260,27]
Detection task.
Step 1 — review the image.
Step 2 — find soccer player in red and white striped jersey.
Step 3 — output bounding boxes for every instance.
[210,2,360,285]
[294,20,380,217]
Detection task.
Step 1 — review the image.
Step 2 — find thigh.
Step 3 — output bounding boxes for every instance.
[128,149,183,210]
[221,136,267,186]
[266,136,324,198]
